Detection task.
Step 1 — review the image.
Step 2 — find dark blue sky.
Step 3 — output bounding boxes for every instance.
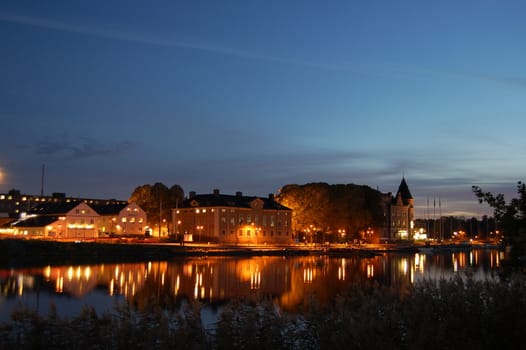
[1,1,525,218]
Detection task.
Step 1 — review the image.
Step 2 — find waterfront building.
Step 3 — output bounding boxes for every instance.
[173,189,293,244]
[91,202,147,236]
[10,201,100,239]
[1,190,148,238]
[380,177,415,241]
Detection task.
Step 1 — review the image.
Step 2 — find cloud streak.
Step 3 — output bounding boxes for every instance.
[34,134,134,160]
[0,12,297,65]
[3,12,523,90]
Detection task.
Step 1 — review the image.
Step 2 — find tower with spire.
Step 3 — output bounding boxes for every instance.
[380,177,415,241]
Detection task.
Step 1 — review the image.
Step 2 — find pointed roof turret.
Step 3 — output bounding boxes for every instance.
[396,177,413,203]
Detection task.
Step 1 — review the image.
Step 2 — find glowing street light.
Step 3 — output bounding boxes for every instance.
[196,225,203,242]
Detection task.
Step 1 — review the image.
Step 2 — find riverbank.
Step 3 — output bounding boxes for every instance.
[0,237,501,267]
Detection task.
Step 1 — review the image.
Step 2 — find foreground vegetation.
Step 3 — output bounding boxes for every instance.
[1,274,525,350]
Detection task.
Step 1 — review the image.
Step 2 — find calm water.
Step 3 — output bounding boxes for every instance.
[0,248,505,323]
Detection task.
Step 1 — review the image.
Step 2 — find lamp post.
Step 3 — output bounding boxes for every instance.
[196,225,203,242]
[338,229,346,243]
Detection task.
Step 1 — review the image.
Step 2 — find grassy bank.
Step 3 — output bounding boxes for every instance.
[1,274,524,349]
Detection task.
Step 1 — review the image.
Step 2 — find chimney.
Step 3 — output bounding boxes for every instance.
[213,189,220,197]
[268,193,275,201]
[236,191,242,197]
[189,191,196,198]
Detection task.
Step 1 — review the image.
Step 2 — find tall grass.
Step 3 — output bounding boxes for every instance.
[1,274,525,349]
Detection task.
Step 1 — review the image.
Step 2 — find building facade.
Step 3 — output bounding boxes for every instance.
[173,190,293,244]
[10,201,100,239]
[0,189,128,218]
[4,200,147,239]
[380,178,415,241]
[92,202,147,236]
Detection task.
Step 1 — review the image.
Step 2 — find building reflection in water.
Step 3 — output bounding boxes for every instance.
[0,249,505,318]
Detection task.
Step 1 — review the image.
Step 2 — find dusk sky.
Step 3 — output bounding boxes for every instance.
[1,1,525,219]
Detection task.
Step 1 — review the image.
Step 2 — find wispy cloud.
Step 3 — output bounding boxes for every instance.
[0,12,296,64]
[34,134,134,160]
[0,12,396,74]
[5,12,523,90]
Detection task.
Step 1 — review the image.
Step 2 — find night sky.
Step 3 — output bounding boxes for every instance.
[1,1,525,218]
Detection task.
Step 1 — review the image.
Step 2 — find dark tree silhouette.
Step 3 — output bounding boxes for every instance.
[277,182,383,242]
[129,182,184,236]
[473,181,526,262]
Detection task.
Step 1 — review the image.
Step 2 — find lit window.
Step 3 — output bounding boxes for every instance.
[122,218,127,223]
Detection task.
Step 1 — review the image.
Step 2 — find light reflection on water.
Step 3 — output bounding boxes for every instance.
[0,249,504,322]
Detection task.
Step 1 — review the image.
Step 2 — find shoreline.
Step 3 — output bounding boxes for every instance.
[0,237,502,268]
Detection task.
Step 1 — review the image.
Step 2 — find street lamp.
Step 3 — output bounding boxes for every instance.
[338,229,346,243]
[196,225,203,242]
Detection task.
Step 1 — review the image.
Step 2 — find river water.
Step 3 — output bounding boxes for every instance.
[0,248,504,324]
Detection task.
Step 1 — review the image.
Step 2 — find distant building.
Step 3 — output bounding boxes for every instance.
[173,189,293,244]
[380,177,415,241]
[0,189,127,218]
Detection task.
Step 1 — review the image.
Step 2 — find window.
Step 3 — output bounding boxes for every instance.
[122,217,127,223]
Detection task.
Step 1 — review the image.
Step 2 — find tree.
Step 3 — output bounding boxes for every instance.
[129,182,185,236]
[473,181,526,259]
[276,182,384,242]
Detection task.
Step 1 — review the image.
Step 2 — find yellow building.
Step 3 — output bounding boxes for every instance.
[11,201,99,239]
[91,202,147,236]
[7,200,147,239]
[173,190,293,244]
